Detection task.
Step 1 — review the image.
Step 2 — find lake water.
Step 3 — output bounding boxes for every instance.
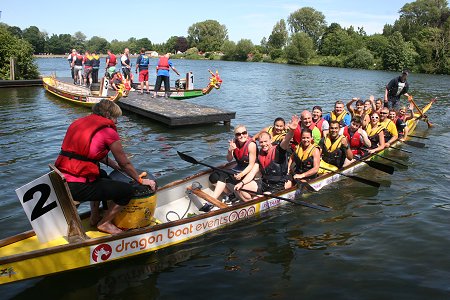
[0,58,449,299]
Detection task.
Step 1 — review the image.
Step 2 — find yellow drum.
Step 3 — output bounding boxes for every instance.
[108,169,158,230]
[113,193,157,229]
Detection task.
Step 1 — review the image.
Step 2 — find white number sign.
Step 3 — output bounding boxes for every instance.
[15,172,68,243]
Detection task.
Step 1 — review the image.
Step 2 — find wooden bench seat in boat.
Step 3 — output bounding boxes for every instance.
[186,186,228,209]
[48,164,89,243]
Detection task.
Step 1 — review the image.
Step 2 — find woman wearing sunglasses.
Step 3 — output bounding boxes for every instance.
[210,125,258,203]
[365,112,385,154]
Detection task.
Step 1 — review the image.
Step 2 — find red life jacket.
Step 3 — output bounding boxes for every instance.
[55,114,117,179]
[258,145,288,182]
[157,56,170,70]
[107,54,117,67]
[314,118,324,132]
[343,126,363,156]
[233,138,254,168]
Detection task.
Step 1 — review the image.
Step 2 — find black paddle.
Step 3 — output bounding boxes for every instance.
[319,166,381,188]
[403,140,426,148]
[177,151,318,191]
[371,153,408,167]
[239,188,331,212]
[408,134,429,140]
[177,151,235,175]
[356,158,395,174]
[390,146,412,153]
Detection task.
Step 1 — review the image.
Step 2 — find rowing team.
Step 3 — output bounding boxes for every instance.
[206,97,415,207]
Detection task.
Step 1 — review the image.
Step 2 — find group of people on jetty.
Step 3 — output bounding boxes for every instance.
[67,47,179,98]
[54,70,412,234]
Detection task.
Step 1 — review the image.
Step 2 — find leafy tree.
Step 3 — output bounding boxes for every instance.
[221,40,236,60]
[23,26,46,54]
[72,31,86,51]
[0,26,39,79]
[187,20,228,52]
[366,34,389,59]
[393,0,450,40]
[319,26,353,56]
[7,26,22,38]
[413,26,450,73]
[46,34,73,54]
[109,40,127,54]
[135,38,153,52]
[269,48,284,61]
[345,48,374,69]
[287,7,327,48]
[259,37,270,54]
[268,19,288,49]
[382,32,418,71]
[285,32,315,64]
[175,36,189,53]
[251,50,263,62]
[234,39,254,61]
[86,36,109,53]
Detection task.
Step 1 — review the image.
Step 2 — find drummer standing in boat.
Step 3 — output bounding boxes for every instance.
[384,69,411,110]
[54,100,157,234]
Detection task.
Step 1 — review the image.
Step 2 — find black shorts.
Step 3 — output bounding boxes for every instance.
[257,179,286,194]
[68,170,133,206]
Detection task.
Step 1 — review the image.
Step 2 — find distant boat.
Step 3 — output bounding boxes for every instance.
[42,76,122,107]
[131,70,223,100]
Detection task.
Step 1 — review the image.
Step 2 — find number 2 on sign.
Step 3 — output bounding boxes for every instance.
[22,183,57,221]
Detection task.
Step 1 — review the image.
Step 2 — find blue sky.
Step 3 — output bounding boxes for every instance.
[2,0,412,44]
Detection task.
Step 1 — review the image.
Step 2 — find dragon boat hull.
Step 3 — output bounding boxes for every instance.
[0,100,433,285]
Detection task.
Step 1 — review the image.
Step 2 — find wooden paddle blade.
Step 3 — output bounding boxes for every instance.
[404,140,426,148]
[346,175,381,188]
[374,154,409,167]
[390,146,412,153]
[363,160,395,175]
[177,151,199,164]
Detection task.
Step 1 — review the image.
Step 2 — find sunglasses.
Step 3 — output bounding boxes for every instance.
[380,112,388,115]
[235,131,247,137]
[371,116,379,119]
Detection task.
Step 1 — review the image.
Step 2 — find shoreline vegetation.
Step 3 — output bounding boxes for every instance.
[2,0,450,80]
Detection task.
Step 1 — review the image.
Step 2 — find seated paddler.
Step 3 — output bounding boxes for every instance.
[253,117,287,145]
[210,125,258,205]
[54,99,157,234]
[318,120,353,173]
[285,127,321,188]
[235,115,299,201]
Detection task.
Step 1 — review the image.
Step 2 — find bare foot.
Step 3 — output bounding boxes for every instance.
[90,214,101,226]
[97,222,123,234]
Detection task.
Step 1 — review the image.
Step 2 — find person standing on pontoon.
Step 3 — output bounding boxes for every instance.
[153,53,180,98]
[135,48,151,95]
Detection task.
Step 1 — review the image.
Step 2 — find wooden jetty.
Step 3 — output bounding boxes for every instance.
[0,79,43,87]
[2,77,235,127]
[118,92,235,127]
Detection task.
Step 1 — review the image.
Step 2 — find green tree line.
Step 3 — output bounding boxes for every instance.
[1,0,449,79]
